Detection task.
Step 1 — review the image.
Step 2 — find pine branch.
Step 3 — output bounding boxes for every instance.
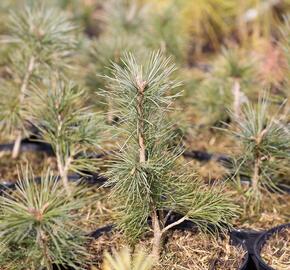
[161,215,187,233]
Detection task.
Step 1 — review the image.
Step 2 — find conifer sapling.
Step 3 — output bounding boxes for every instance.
[29,79,104,195]
[227,97,290,211]
[0,168,93,269]
[104,51,238,261]
[0,3,77,158]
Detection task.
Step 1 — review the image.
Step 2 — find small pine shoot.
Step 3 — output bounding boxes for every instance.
[29,78,104,195]
[104,51,238,261]
[227,96,290,211]
[103,0,148,35]
[0,168,93,269]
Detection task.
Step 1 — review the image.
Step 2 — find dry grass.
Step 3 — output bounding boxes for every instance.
[233,192,290,230]
[261,227,290,270]
[157,230,246,270]
[0,152,57,182]
[88,230,247,270]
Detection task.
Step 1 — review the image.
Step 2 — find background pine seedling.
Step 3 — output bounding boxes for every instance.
[104,51,238,262]
[103,0,149,36]
[213,48,254,118]
[0,2,78,158]
[226,96,290,212]
[195,78,233,126]
[195,48,253,126]
[89,34,144,124]
[29,78,104,195]
[0,168,94,269]
[279,15,290,122]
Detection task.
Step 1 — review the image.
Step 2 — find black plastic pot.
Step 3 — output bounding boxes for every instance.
[0,172,107,194]
[0,137,111,159]
[183,149,232,164]
[0,138,54,155]
[231,229,264,270]
[229,237,250,270]
[253,223,290,270]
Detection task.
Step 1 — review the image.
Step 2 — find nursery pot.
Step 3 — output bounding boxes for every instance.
[230,229,259,270]
[253,223,290,270]
[232,241,250,270]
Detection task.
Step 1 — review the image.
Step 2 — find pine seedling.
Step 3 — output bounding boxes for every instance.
[103,0,148,36]
[195,48,253,126]
[29,78,104,195]
[103,247,153,270]
[195,78,233,126]
[214,48,253,119]
[0,3,78,158]
[0,168,93,269]
[226,96,290,211]
[104,51,238,262]
[145,2,188,63]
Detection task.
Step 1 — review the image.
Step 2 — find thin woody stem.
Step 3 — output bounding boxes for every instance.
[136,78,146,163]
[12,130,22,159]
[232,78,242,119]
[56,144,72,196]
[162,215,187,233]
[12,56,36,159]
[151,209,162,262]
[252,154,260,193]
[251,128,267,192]
[37,228,52,270]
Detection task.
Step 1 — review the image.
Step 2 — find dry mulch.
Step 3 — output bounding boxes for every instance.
[88,230,247,270]
[0,151,57,182]
[261,227,290,270]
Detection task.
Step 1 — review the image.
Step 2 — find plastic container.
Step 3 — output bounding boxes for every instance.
[253,223,290,270]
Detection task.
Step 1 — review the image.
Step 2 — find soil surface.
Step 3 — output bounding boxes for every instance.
[88,230,247,270]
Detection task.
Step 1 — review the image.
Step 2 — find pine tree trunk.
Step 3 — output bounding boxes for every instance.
[12,130,22,159]
[107,95,114,125]
[12,56,35,159]
[232,78,242,119]
[252,155,260,193]
[136,79,146,163]
[151,210,162,262]
[56,145,71,196]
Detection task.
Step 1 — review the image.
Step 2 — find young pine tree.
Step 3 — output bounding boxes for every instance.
[227,97,290,211]
[29,78,104,195]
[104,51,238,262]
[0,3,77,158]
[196,49,253,126]
[0,168,93,269]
